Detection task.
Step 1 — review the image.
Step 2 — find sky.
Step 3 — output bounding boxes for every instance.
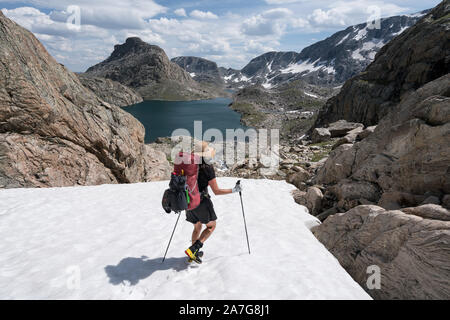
[0,0,441,72]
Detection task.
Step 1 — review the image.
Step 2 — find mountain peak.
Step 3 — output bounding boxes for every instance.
[106,37,163,63]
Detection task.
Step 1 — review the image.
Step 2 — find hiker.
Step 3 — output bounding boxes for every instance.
[184,141,242,263]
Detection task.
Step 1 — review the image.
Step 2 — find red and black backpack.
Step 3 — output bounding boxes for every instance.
[162,152,201,213]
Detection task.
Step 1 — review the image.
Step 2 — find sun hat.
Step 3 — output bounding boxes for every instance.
[194,140,216,159]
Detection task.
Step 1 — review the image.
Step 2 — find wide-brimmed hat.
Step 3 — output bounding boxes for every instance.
[194,141,216,159]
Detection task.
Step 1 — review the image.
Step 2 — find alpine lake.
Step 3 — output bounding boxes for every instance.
[122,98,248,143]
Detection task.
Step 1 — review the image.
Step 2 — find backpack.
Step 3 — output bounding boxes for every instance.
[161,152,201,213]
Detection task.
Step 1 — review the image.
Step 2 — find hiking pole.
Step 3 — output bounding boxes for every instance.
[237,180,251,254]
[162,211,182,263]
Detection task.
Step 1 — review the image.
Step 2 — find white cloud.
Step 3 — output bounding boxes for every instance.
[241,8,295,36]
[174,8,187,17]
[190,10,218,20]
[262,8,293,19]
[306,1,407,29]
[1,0,421,71]
[265,0,308,3]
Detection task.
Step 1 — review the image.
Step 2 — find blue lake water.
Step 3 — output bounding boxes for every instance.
[122,98,247,143]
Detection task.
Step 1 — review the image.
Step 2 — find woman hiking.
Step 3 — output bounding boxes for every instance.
[185,141,242,264]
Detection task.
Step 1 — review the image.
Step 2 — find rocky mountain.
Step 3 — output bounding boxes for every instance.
[77,74,143,108]
[222,11,428,89]
[295,1,450,299]
[315,4,449,127]
[231,80,339,142]
[171,56,224,86]
[0,11,170,188]
[85,37,216,101]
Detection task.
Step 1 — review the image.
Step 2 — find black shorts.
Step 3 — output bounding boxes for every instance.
[186,197,217,224]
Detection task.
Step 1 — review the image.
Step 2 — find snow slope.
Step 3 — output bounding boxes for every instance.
[0,178,371,300]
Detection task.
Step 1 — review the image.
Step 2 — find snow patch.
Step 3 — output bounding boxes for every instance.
[304,92,319,98]
[391,26,409,36]
[336,33,350,46]
[0,179,371,300]
[353,27,368,41]
[351,40,385,61]
[280,59,321,74]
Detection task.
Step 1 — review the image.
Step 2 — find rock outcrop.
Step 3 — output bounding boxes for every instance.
[0,11,170,188]
[315,1,450,127]
[77,74,143,108]
[85,37,215,101]
[171,56,224,86]
[305,1,450,300]
[315,74,450,208]
[312,205,450,299]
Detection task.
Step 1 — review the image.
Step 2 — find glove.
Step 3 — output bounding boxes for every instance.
[232,182,242,193]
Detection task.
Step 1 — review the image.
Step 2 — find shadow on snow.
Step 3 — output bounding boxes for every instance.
[105,256,190,286]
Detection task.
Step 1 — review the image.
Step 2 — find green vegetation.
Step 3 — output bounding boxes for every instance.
[311,150,331,162]
[281,113,318,138]
[433,12,450,23]
[309,141,333,148]
[231,102,267,127]
[309,140,334,162]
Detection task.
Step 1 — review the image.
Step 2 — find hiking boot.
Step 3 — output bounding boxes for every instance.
[187,251,203,263]
[185,240,203,263]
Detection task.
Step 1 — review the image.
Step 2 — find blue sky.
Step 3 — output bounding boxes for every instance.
[0,0,440,71]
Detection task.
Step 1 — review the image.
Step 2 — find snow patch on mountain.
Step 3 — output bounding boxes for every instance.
[280,59,321,74]
[0,179,371,299]
[353,26,368,41]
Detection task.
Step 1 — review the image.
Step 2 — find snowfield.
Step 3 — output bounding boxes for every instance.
[0,178,371,300]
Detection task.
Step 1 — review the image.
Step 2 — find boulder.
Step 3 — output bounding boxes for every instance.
[326,120,364,138]
[316,206,339,222]
[314,144,355,185]
[356,126,377,141]
[329,179,381,206]
[287,167,311,189]
[402,204,450,221]
[291,189,307,206]
[144,146,171,181]
[312,205,450,299]
[377,191,425,210]
[421,196,441,206]
[306,186,324,215]
[443,195,450,209]
[311,128,331,143]
[333,126,364,149]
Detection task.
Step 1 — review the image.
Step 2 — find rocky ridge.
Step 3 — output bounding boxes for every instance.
[230,81,340,142]
[315,3,449,127]
[295,1,450,300]
[85,37,217,101]
[77,74,143,108]
[221,11,428,89]
[171,56,224,86]
[0,11,170,188]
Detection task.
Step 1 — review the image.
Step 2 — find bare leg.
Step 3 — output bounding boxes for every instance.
[192,222,202,244]
[199,221,216,243]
